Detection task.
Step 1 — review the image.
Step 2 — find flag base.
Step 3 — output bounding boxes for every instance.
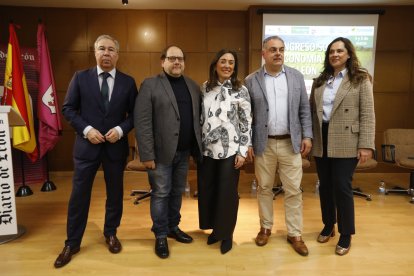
[15,185,33,197]
[41,180,56,192]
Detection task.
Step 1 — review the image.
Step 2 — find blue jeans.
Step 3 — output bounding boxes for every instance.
[147,150,190,238]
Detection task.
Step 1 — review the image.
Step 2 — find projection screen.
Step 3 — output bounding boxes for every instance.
[263,13,379,95]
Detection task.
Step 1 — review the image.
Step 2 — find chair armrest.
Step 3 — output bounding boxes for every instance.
[129,146,136,159]
[381,144,396,163]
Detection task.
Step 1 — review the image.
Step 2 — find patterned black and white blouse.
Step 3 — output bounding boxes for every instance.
[201,80,252,159]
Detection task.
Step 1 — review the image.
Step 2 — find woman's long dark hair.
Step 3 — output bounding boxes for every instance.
[206,49,241,91]
[314,37,370,88]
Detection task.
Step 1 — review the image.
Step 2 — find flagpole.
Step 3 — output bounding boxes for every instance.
[41,153,57,192]
[15,151,33,197]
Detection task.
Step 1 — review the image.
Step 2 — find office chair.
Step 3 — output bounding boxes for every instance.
[125,141,151,205]
[352,151,378,201]
[381,129,414,203]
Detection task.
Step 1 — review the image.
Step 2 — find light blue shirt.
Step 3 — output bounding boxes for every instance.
[264,66,289,135]
[322,68,347,122]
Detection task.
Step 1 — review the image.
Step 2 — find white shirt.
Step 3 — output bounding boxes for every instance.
[322,68,347,122]
[83,66,123,139]
[264,66,289,135]
[97,67,116,101]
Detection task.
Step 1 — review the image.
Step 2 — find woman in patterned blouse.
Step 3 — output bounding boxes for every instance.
[198,49,252,254]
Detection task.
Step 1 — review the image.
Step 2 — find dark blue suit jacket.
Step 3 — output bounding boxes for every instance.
[62,67,138,161]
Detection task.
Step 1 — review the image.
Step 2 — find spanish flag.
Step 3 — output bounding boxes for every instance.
[2,23,38,162]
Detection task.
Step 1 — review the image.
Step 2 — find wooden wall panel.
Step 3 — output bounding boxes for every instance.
[150,53,163,77]
[126,10,167,52]
[167,11,207,53]
[249,49,262,75]
[50,52,89,91]
[117,52,151,86]
[44,9,88,52]
[374,93,410,131]
[374,51,412,92]
[182,52,209,85]
[50,131,76,171]
[376,7,414,51]
[86,10,128,53]
[207,12,246,52]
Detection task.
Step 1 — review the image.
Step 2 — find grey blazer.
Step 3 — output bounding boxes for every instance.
[134,72,202,164]
[245,65,312,155]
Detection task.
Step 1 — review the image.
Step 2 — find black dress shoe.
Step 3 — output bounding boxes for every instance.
[155,238,169,259]
[220,239,232,254]
[105,235,122,254]
[167,227,193,243]
[207,233,219,245]
[54,245,80,268]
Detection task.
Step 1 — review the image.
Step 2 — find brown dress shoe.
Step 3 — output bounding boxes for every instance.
[54,245,80,268]
[287,236,309,256]
[105,235,122,254]
[255,227,271,246]
[317,228,335,243]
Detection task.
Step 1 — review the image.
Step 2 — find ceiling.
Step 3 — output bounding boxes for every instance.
[2,0,414,11]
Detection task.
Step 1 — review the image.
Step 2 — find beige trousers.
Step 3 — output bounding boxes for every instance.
[255,138,303,236]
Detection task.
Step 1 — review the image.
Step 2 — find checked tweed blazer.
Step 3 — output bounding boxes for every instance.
[310,74,375,158]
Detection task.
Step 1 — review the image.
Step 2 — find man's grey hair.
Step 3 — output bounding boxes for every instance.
[262,35,285,49]
[94,34,120,52]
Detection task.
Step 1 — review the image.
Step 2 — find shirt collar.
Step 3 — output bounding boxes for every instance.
[263,65,285,77]
[97,66,116,78]
[327,68,347,85]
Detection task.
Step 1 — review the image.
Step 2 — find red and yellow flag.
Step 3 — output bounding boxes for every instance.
[2,23,38,162]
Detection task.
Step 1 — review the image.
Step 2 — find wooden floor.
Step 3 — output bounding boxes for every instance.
[1,170,414,275]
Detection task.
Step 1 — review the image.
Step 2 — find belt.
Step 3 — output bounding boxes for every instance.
[268,134,290,140]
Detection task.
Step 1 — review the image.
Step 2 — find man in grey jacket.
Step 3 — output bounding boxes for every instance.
[134,45,202,259]
[245,36,312,256]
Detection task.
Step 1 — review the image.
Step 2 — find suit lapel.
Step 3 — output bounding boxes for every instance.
[88,68,106,113]
[160,72,180,116]
[255,66,269,105]
[314,84,326,123]
[331,74,351,117]
[110,71,124,111]
[284,66,294,112]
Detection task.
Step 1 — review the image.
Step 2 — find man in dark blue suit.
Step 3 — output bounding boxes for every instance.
[54,34,137,268]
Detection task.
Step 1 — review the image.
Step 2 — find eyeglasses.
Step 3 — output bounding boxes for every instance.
[166,56,184,62]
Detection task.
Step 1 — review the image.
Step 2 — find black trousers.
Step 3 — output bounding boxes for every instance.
[197,155,240,240]
[65,152,126,247]
[314,122,358,235]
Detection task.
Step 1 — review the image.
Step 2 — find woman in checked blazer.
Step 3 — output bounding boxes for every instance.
[310,37,375,256]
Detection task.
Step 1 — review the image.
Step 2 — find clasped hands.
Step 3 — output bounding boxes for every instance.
[87,128,119,144]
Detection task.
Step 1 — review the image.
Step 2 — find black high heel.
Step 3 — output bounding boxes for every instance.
[220,239,232,254]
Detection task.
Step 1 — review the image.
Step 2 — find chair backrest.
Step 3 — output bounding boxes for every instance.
[383,129,414,161]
